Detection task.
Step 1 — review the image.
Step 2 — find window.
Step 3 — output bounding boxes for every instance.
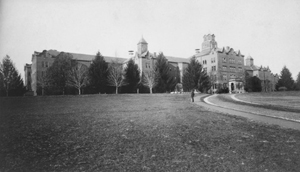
[222,66,227,71]
[203,67,207,72]
[223,57,226,62]
[223,74,227,81]
[211,58,215,63]
[45,62,49,68]
[229,58,235,64]
[212,66,216,71]
[229,66,236,72]
[203,60,207,65]
[41,61,44,67]
[145,62,150,68]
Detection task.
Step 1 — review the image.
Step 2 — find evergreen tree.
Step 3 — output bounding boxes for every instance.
[277,66,294,90]
[182,56,210,92]
[46,52,76,95]
[123,59,140,93]
[154,52,173,93]
[0,55,25,96]
[296,72,300,90]
[252,76,262,92]
[88,51,108,93]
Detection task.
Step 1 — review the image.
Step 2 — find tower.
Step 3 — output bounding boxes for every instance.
[201,34,218,51]
[246,56,254,66]
[137,37,148,55]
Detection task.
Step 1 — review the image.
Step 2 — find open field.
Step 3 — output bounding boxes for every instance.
[235,91,300,112]
[1,94,300,171]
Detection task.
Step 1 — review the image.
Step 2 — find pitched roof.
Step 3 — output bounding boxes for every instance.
[40,50,127,63]
[217,47,244,57]
[195,49,211,57]
[138,37,148,44]
[165,56,190,63]
[71,52,127,63]
[246,55,253,60]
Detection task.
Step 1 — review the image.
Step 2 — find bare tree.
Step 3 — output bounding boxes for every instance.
[107,62,125,94]
[37,72,49,96]
[67,63,88,95]
[142,70,157,94]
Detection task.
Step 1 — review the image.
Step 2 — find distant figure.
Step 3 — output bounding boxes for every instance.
[191,89,195,102]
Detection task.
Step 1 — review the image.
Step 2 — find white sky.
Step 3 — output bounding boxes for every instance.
[1,0,300,80]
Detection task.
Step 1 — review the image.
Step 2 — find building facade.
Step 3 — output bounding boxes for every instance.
[195,34,245,93]
[129,37,189,82]
[28,50,127,95]
[25,37,188,95]
[244,56,279,92]
[25,35,279,95]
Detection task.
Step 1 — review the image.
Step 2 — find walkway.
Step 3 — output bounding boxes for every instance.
[195,94,300,131]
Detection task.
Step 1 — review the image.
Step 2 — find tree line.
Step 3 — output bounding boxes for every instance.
[2,52,299,97]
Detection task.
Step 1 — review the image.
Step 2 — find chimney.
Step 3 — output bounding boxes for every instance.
[128,50,134,58]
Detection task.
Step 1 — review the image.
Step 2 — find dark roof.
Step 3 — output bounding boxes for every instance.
[70,52,127,63]
[165,56,190,63]
[217,47,244,57]
[37,50,127,63]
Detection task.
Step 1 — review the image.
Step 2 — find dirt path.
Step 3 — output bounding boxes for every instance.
[194,94,300,131]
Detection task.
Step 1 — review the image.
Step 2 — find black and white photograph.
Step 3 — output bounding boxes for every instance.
[1,0,300,171]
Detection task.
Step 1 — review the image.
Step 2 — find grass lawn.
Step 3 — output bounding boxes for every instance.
[0,94,300,171]
[235,91,300,112]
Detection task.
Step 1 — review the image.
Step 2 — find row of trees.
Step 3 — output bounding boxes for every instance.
[0,55,26,96]
[0,52,220,96]
[37,52,193,95]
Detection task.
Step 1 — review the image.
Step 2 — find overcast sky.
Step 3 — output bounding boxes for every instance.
[1,0,300,80]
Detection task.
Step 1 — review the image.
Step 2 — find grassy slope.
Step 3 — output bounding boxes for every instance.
[0,94,299,171]
[235,91,300,111]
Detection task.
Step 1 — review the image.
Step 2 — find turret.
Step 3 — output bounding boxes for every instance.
[246,56,254,66]
[137,37,148,55]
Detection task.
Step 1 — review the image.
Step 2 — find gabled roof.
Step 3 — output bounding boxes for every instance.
[217,47,244,57]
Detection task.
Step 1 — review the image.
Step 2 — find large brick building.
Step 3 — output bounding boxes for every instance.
[24,34,279,95]
[25,37,189,96]
[194,34,279,93]
[195,34,245,93]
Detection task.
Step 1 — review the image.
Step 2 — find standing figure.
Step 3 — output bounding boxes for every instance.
[191,89,195,102]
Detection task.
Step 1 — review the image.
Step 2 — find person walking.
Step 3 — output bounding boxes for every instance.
[191,89,195,102]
